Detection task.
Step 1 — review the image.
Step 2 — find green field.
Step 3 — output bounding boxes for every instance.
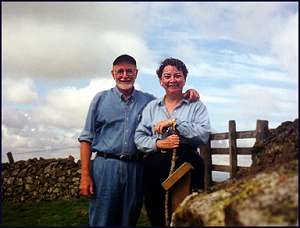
[1,197,150,226]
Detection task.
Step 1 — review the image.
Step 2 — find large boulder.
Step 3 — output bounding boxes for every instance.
[172,119,298,226]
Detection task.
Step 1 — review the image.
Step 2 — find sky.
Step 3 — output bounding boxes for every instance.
[2,2,298,167]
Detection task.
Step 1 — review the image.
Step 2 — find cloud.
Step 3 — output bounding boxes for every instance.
[3,24,152,80]
[206,82,298,132]
[2,77,116,162]
[233,83,298,114]
[271,12,298,79]
[3,2,297,82]
[1,124,81,162]
[32,78,116,129]
[2,108,32,130]
[2,2,297,163]
[147,2,297,83]
[2,2,154,80]
[179,2,294,45]
[187,48,296,85]
[2,125,29,151]
[3,78,38,103]
[2,2,144,32]
[203,95,234,104]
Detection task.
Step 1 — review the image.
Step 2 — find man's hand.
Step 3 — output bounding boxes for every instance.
[79,141,93,196]
[183,89,200,102]
[154,119,175,134]
[156,134,180,149]
[80,174,94,197]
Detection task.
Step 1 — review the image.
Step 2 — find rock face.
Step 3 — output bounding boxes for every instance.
[2,157,81,202]
[251,119,298,173]
[172,119,298,226]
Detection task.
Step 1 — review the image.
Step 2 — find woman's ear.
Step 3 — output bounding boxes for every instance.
[111,70,117,80]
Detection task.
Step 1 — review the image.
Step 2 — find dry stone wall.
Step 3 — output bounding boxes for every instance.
[2,157,81,202]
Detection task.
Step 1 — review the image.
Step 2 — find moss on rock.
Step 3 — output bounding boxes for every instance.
[172,119,298,226]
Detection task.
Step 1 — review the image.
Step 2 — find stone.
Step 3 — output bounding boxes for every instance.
[25,176,33,184]
[58,176,65,182]
[72,177,80,182]
[25,184,32,191]
[172,119,299,226]
[6,177,14,185]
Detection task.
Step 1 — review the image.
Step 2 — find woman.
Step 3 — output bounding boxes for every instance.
[134,58,211,226]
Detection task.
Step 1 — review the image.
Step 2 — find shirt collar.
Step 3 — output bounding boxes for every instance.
[158,96,189,106]
[113,86,136,102]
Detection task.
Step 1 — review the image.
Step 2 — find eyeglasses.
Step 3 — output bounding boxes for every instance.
[113,69,136,76]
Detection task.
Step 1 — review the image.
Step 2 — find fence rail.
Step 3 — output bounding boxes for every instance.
[200,119,273,191]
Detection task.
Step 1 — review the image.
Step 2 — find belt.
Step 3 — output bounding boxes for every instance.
[96,151,142,161]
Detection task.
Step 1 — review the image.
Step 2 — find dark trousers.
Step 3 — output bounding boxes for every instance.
[143,149,204,226]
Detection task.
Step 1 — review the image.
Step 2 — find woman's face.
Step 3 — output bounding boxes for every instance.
[160,65,186,94]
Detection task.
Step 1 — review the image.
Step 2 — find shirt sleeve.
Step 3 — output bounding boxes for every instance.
[148,93,157,100]
[176,102,211,146]
[78,93,101,143]
[134,102,159,153]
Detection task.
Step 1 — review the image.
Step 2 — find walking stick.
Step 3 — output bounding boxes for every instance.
[164,119,177,226]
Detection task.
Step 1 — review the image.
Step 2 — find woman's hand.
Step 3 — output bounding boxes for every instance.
[154,119,175,134]
[156,134,180,149]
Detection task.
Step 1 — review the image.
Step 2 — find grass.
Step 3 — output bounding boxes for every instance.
[1,197,150,226]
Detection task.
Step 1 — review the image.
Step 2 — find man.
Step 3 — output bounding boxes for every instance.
[78,54,199,226]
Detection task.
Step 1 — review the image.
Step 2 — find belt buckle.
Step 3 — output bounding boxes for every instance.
[119,154,127,160]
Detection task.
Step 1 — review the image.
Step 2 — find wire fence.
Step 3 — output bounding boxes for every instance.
[2,145,80,163]
[10,146,80,155]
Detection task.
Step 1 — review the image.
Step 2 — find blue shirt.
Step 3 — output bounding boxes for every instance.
[78,87,155,155]
[134,97,211,153]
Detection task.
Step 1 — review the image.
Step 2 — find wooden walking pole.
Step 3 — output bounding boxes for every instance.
[164,119,177,226]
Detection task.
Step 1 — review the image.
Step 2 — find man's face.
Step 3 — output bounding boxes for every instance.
[111,63,138,91]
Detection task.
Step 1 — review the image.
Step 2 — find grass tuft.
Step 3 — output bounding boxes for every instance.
[2,197,150,226]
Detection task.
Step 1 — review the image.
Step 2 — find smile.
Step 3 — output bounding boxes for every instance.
[119,80,133,83]
[167,84,180,88]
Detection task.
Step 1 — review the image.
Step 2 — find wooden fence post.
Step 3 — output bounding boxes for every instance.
[200,139,212,191]
[229,120,237,178]
[7,152,14,167]
[256,120,270,144]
